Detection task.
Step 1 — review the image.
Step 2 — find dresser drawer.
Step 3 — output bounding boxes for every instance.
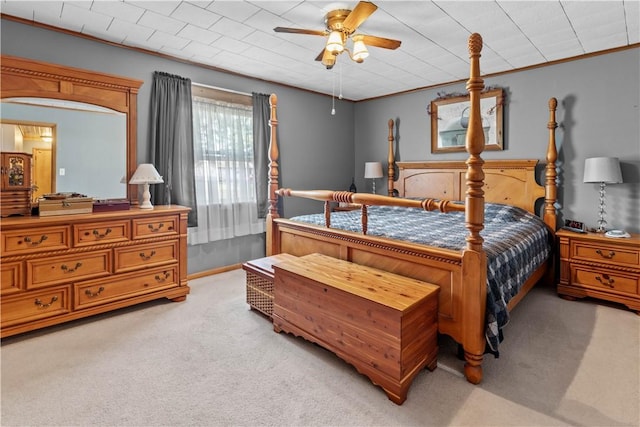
[114,241,178,272]
[572,266,639,296]
[27,249,111,289]
[572,241,639,268]
[1,286,71,328]
[132,215,179,239]
[2,225,70,256]
[1,261,24,296]
[74,220,130,247]
[75,266,178,309]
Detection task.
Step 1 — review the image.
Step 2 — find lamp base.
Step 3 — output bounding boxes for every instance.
[139,183,154,209]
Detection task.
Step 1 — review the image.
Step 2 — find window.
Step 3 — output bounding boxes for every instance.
[187,86,264,245]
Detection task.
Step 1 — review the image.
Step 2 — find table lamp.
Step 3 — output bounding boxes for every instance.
[583,157,622,232]
[364,162,383,194]
[129,163,164,209]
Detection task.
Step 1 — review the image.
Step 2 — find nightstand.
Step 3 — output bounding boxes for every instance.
[556,229,640,314]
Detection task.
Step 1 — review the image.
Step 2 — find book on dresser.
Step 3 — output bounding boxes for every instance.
[0,205,191,338]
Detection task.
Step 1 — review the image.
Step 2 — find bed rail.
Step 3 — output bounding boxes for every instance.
[275,189,464,234]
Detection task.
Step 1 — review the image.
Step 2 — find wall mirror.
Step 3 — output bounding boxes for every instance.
[0,55,143,204]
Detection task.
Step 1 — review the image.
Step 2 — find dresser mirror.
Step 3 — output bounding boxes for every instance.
[2,100,126,202]
[0,55,143,205]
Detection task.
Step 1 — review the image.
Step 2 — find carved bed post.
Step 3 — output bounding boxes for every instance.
[544,98,558,231]
[462,33,487,385]
[387,119,395,196]
[266,93,279,256]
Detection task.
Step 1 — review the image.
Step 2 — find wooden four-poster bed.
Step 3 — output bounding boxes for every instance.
[263,33,559,384]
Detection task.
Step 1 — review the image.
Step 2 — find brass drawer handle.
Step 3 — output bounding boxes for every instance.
[85,286,105,297]
[139,250,156,261]
[147,223,164,232]
[34,296,58,308]
[23,235,48,246]
[595,274,615,288]
[595,249,615,259]
[92,228,112,239]
[154,271,170,282]
[61,262,82,273]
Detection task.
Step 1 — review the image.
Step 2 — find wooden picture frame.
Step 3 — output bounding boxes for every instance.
[430,88,504,153]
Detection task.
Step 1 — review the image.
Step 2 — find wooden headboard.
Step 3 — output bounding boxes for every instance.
[394,160,544,214]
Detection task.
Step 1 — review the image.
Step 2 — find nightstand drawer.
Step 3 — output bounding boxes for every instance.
[573,241,639,267]
[572,266,638,295]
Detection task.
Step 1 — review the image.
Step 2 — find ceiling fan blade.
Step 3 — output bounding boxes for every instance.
[361,34,401,50]
[342,1,378,32]
[273,27,326,36]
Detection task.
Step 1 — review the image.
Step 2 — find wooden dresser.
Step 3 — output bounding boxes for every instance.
[557,229,640,313]
[273,253,439,404]
[1,205,190,337]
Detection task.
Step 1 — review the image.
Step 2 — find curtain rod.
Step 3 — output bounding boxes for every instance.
[192,82,251,97]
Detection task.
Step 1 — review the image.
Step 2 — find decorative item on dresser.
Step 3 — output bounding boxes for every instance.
[0,205,190,338]
[557,229,639,314]
[0,151,32,217]
[129,163,164,209]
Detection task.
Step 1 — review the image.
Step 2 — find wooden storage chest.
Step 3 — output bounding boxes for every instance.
[273,253,439,404]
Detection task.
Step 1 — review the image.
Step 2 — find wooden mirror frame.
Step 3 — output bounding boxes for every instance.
[0,54,143,205]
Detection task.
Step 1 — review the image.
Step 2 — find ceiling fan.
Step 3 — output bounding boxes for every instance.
[274,1,401,69]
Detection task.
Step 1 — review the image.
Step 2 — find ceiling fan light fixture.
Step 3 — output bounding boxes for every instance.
[321,49,336,68]
[352,36,369,62]
[326,30,344,54]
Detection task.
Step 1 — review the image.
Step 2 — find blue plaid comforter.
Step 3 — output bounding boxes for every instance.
[290,203,552,352]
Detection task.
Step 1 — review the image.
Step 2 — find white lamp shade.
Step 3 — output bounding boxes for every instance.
[364,162,383,179]
[129,164,164,184]
[583,157,623,184]
[352,36,369,62]
[326,31,344,54]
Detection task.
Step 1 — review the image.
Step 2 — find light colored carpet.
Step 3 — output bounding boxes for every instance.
[1,269,638,427]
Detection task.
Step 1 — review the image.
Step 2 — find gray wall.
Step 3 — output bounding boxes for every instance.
[2,18,638,276]
[1,19,355,273]
[355,47,640,233]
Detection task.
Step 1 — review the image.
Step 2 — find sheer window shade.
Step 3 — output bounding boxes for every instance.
[188,95,265,244]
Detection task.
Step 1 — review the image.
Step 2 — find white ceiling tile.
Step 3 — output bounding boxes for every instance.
[108,17,155,42]
[147,30,191,50]
[210,17,254,39]
[126,1,180,16]
[61,3,113,31]
[177,24,222,45]
[1,0,634,101]
[205,1,261,23]
[170,1,221,29]
[90,0,145,24]
[138,10,186,34]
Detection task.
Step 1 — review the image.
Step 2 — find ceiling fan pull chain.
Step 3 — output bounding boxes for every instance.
[339,62,343,100]
[331,68,336,115]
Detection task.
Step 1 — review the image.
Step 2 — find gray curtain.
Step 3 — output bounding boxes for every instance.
[150,71,197,227]
[252,93,270,218]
